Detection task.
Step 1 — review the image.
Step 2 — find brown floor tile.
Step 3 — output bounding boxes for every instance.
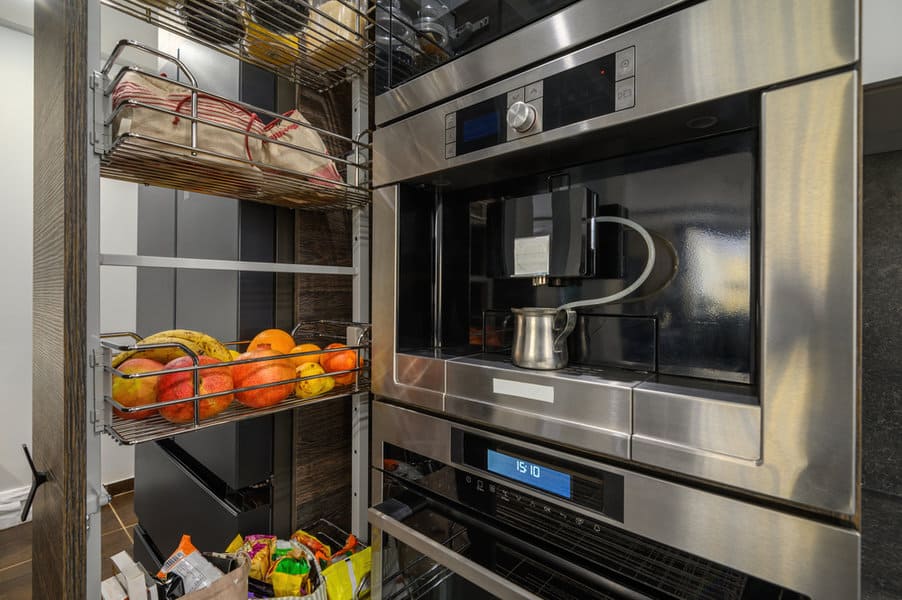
[101,528,133,581]
[0,560,31,600]
[101,504,121,536]
[0,524,31,571]
[110,492,137,528]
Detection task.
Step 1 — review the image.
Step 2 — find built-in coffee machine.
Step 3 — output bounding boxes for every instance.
[370,0,861,597]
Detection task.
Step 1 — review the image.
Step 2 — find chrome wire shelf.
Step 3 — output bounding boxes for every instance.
[101,132,370,210]
[101,0,373,92]
[100,320,370,445]
[97,41,370,210]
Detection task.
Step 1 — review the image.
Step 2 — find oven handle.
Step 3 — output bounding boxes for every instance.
[370,500,654,600]
[369,505,542,600]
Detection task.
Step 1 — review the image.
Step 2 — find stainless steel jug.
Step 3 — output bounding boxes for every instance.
[510,216,656,370]
[511,308,577,370]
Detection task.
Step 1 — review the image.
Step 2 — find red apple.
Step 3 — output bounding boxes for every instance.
[231,345,295,408]
[112,358,165,420]
[157,356,234,423]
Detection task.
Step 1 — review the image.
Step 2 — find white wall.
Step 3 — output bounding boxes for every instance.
[100,180,139,485]
[0,24,34,497]
[863,0,902,85]
[0,5,159,522]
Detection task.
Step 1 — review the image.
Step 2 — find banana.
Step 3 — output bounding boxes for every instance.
[111,335,206,368]
[139,329,233,362]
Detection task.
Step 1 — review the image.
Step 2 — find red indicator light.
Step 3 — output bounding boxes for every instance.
[600,69,607,75]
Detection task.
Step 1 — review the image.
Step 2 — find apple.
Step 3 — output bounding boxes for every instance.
[232,345,295,408]
[157,356,234,423]
[112,358,165,420]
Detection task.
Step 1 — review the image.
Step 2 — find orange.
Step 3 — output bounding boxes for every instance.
[289,343,323,367]
[248,328,295,355]
[320,343,346,367]
[322,343,361,385]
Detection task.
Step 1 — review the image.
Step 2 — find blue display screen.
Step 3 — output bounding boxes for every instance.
[486,449,572,499]
[462,112,499,142]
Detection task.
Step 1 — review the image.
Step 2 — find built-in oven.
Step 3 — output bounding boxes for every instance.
[373,0,690,124]
[370,401,859,599]
[370,0,861,596]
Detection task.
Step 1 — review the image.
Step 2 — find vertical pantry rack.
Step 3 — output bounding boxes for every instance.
[92,1,378,444]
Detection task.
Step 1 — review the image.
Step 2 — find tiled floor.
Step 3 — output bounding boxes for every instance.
[0,491,137,600]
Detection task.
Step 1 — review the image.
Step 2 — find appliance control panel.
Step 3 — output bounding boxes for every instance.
[451,429,625,522]
[444,46,636,159]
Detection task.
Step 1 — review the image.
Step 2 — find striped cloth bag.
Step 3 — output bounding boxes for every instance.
[256,109,343,187]
[111,70,264,172]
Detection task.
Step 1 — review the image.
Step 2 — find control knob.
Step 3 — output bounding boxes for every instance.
[507,101,537,133]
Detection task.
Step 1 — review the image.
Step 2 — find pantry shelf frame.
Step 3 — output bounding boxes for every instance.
[56,0,376,595]
[100,253,358,275]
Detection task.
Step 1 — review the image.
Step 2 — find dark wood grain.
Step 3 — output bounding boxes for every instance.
[33,0,89,597]
[294,211,353,321]
[296,211,353,266]
[293,398,352,532]
[105,478,135,498]
[0,560,31,600]
[0,525,31,571]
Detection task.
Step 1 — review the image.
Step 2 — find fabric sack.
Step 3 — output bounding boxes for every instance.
[257,109,343,187]
[111,70,264,172]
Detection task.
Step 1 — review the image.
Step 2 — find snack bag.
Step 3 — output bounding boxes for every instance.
[291,529,332,565]
[322,547,372,600]
[269,554,312,597]
[225,533,244,554]
[157,534,223,593]
[243,534,277,581]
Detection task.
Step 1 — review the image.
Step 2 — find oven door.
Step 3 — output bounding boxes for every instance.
[369,481,649,600]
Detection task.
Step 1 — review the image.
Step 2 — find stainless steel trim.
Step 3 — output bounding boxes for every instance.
[632,70,860,516]
[633,379,761,461]
[372,401,861,600]
[375,0,687,125]
[397,353,445,392]
[374,0,858,186]
[369,507,543,600]
[445,356,640,458]
[100,253,357,275]
[372,186,445,411]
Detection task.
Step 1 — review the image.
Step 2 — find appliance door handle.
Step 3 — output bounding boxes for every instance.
[369,506,542,600]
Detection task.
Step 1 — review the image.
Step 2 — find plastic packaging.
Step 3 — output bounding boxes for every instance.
[157,535,223,593]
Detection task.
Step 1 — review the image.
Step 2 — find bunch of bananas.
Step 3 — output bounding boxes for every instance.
[112,329,233,368]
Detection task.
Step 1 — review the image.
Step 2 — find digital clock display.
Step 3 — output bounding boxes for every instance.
[486,449,572,499]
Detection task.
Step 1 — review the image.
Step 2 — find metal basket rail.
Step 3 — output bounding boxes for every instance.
[381,521,469,600]
[101,0,374,92]
[494,498,749,600]
[99,321,370,445]
[96,40,371,210]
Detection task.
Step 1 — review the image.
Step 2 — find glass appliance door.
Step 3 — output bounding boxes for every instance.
[374,0,579,94]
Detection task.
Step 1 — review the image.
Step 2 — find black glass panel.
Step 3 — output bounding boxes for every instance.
[374,0,580,95]
[544,54,617,130]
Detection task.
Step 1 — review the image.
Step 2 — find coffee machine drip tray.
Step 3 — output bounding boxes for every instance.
[399,351,763,466]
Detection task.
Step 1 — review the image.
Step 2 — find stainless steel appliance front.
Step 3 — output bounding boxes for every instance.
[372,0,860,521]
[370,401,860,599]
[374,0,689,125]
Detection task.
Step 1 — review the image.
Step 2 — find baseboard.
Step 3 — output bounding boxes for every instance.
[106,477,135,497]
[0,485,30,530]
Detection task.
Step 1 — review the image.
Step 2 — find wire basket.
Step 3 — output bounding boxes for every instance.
[101,0,373,92]
[97,40,370,211]
[99,320,370,445]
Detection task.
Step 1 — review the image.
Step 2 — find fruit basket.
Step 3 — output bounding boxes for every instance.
[101,0,373,92]
[96,40,370,211]
[98,320,370,445]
